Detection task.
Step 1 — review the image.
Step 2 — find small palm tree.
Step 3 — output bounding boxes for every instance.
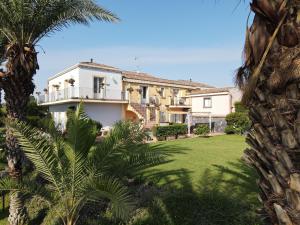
[1,105,133,225]
[0,1,119,223]
[90,120,169,180]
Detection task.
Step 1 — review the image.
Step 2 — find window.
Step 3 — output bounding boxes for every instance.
[141,86,148,99]
[203,97,212,108]
[173,89,179,96]
[160,87,165,98]
[160,111,167,123]
[170,114,183,123]
[94,77,104,93]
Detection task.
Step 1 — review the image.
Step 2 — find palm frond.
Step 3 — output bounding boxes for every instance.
[91,121,168,178]
[0,0,119,45]
[85,176,134,220]
[8,120,64,197]
[65,103,97,196]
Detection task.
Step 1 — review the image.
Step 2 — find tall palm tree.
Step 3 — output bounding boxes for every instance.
[1,104,133,225]
[0,1,119,224]
[237,0,300,224]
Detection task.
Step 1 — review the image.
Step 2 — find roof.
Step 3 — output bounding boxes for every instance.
[190,87,232,95]
[49,61,214,89]
[79,62,121,72]
[122,71,214,88]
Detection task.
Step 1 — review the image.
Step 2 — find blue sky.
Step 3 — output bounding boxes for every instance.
[35,0,251,90]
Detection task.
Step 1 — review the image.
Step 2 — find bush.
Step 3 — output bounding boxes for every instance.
[234,101,248,113]
[154,124,187,139]
[224,125,236,135]
[195,124,210,136]
[225,112,251,135]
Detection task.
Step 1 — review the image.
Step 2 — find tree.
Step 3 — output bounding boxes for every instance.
[236,0,300,224]
[90,120,168,180]
[0,1,119,224]
[1,104,133,225]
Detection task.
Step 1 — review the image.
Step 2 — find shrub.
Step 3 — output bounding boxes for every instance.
[224,125,236,135]
[234,101,248,113]
[154,124,187,139]
[195,124,210,136]
[225,112,251,135]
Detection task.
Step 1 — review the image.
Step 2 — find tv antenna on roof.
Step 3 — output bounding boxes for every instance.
[134,57,141,73]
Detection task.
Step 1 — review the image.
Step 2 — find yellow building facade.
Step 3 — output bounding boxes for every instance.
[122,71,212,128]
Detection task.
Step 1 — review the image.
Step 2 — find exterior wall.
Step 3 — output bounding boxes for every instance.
[84,103,124,127]
[125,81,190,106]
[191,93,231,117]
[78,67,123,100]
[49,103,77,130]
[192,116,227,133]
[49,103,124,130]
[124,81,192,124]
[46,66,123,101]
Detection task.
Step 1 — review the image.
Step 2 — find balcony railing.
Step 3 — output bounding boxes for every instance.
[170,97,191,106]
[37,87,128,104]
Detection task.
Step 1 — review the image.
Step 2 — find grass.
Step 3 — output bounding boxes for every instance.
[130,135,262,225]
[0,135,262,225]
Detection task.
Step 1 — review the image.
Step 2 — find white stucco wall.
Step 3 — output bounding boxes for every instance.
[78,67,123,100]
[84,103,124,127]
[48,103,77,130]
[191,93,232,117]
[47,65,123,101]
[49,103,124,130]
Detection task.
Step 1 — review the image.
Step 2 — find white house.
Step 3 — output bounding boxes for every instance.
[38,62,128,130]
[188,87,242,132]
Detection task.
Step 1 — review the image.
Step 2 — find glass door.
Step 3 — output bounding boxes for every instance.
[94,77,105,99]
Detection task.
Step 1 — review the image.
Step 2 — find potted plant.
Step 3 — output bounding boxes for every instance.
[68,78,75,86]
[127,87,134,92]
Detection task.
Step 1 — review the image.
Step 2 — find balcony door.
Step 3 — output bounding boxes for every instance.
[94,77,105,99]
[141,86,148,104]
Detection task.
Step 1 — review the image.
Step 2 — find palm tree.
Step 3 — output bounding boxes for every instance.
[236,0,300,224]
[1,104,133,225]
[90,120,168,179]
[0,1,119,224]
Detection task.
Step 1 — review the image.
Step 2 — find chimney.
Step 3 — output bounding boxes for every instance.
[90,58,93,63]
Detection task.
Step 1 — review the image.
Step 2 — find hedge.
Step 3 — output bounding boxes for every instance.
[225,112,251,135]
[154,124,188,139]
[195,124,210,136]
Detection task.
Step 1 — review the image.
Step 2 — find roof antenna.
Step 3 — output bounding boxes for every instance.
[134,57,140,73]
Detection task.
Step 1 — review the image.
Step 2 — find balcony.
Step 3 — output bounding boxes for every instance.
[37,87,128,105]
[170,97,191,108]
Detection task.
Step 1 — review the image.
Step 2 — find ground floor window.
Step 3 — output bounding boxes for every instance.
[170,114,184,123]
[160,111,168,123]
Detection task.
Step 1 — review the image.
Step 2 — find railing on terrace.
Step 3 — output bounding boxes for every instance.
[170,97,191,106]
[37,87,128,104]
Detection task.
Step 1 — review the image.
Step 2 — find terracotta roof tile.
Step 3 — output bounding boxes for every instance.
[78,62,214,88]
[122,71,214,88]
[190,87,232,95]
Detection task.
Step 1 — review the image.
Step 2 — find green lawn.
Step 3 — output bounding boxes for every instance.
[130,135,262,225]
[0,135,262,225]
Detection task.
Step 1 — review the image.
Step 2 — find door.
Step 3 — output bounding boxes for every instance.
[141,86,148,104]
[94,77,105,99]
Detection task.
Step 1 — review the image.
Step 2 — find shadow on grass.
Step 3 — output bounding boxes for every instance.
[131,160,263,225]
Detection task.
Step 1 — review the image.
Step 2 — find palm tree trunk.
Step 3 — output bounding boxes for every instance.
[244,83,300,225]
[1,44,38,225]
[237,1,300,224]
